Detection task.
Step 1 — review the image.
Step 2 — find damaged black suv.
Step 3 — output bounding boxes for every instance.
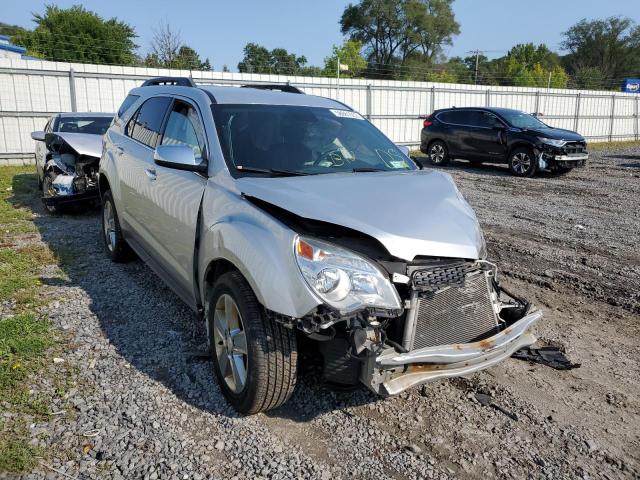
[420,107,588,177]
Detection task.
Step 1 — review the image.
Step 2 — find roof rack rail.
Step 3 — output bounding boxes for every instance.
[141,77,196,87]
[241,83,304,94]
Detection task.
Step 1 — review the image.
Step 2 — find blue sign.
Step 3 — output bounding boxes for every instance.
[622,78,640,93]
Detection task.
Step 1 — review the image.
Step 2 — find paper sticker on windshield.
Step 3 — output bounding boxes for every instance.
[389,160,409,169]
[330,109,364,120]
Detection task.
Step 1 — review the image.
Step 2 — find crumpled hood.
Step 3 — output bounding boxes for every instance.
[45,132,103,158]
[237,170,484,261]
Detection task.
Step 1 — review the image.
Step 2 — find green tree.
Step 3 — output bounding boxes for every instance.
[11,5,137,65]
[324,40,367,77]
[0,22,27,37]
[340,0,459,70]
[561,16,640,87]
[237,43,308,74]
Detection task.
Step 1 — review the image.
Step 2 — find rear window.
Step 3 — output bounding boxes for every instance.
[437,110,469,125]
[126,96,172,148]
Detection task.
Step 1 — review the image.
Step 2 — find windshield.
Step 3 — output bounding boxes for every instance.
[211,104,417,176]
[56,116,113,135]
[499,110,548,130]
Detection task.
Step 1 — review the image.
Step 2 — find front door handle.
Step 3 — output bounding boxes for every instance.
[115,146,124,156]
[145,168,157,181]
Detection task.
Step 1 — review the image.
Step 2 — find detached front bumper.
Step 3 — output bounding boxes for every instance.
[366,309,542,396]
[538,151,589,170]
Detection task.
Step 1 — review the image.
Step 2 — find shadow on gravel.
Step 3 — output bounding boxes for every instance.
[13,173,376,422]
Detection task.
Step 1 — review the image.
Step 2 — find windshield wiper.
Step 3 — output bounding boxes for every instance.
[352,167,386,173]
[236,166,309,176]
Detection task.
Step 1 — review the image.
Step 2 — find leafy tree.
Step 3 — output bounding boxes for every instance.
[11,5,137,65]
[0,22,27,37]
[561,16,640,87]
[324,40,367,77]
[340,0,459,70]
[237,43,308,74]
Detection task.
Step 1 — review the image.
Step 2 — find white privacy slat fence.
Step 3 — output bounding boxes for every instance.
[1,57,639,162]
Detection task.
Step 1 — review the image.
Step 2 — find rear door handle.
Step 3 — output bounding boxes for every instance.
[145,168,157,181]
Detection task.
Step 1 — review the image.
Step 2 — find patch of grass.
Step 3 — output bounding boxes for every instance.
[0,166,66,475]
[0,167,38,244]
[587,140,640,151]
[0,435,40,473]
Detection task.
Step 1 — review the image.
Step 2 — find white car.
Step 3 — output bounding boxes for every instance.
[31,112,113,212]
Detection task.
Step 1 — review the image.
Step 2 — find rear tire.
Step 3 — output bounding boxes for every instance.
[101,189,131,262]
[428,140,450,166]
[208,271,298,414]
[508,147,537,177]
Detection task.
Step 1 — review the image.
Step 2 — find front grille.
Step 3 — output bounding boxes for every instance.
[411,271,499,349]
[412,262,477,292]
[564,142,586,155]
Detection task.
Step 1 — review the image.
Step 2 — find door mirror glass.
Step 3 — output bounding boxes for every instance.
[31,131,46,142]
[154,144,207,173]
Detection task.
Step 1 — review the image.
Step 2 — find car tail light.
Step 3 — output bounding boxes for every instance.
[423,116,433,128]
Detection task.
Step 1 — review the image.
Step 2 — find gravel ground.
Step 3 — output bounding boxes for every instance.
[7,146,640,479]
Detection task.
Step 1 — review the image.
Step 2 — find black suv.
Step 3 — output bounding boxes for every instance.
[420,107,588,177]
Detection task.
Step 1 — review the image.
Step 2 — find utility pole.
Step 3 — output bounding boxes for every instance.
[468,49,482,84]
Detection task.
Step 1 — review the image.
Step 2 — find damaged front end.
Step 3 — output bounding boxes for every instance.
[290,254,541,396]
[42,133,102,209]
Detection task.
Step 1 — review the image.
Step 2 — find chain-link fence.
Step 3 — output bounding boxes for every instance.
[1,58,639,162]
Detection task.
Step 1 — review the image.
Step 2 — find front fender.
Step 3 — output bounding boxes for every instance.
[199,213,320,318]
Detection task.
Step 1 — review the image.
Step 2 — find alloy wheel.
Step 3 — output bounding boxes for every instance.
[511,152,531,174]
[213,294,248,394]
[103,200,116,252]
[430,144,445,164]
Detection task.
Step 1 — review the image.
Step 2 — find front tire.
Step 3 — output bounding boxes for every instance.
[508,147,538,177]
[41,171,61,214]
[208,271,297,414]
[428,140,450,166]
[101,190,131,262]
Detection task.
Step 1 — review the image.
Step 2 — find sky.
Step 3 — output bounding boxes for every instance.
[2,0,639,71]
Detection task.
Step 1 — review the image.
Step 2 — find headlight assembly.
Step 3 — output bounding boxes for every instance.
[294,236,401,315]
[538,137,566,148]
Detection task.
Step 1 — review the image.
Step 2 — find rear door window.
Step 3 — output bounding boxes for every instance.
[126,96,172,148]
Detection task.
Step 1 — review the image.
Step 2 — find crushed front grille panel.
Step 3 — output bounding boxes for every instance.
[412,271,498,350]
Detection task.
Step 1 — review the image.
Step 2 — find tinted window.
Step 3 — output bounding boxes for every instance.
[57,116,113,134]
[161,100,206,160]
[499,110,548,129]
[438,110,469,125]
[471,111,503,128]
[127,97,172,148]
[117,94,140,118]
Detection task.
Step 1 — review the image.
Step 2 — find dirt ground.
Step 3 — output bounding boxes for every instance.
[7,146,640,480]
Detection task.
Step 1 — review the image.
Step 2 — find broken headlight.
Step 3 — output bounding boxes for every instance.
[294,236,401,315]
[538,137,566,148]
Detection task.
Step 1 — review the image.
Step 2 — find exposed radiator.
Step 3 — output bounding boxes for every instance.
[410,270,499,350]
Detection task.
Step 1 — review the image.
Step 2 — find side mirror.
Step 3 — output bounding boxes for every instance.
[410,155,424,169]
[154,144,207,174]
[397,145,411,157]
[31,131,46,142]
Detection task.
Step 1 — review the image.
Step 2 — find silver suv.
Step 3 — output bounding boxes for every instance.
[99,77,542,414]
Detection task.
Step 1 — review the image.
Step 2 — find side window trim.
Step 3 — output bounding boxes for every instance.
[436,109,495,129]
[160,96,209,161]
